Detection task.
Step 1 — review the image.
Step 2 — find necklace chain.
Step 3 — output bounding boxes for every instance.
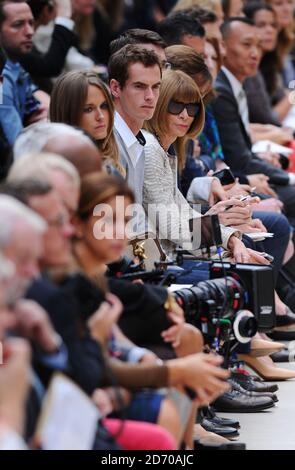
[155,132,168,153]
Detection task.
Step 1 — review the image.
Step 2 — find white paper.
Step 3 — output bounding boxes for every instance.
[169,284,193,292]
[245,232,274,241]
[252,140,292,156]
[39,374,100,450]
[282,104,295,129]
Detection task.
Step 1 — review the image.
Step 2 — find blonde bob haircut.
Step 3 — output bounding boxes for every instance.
[145,69,205,170]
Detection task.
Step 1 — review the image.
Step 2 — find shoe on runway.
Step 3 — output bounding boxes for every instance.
[201,418,239,439]
[238,354,295,381]
[212,388,275,413]
[231,370,279,393]
[203,406,240,429]
[229,379,278,402]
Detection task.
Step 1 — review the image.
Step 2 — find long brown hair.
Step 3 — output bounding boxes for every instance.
[78,172,135,222]
[173,0,220,12]
[75,172,135,291]
[245,2,293,97]
[145,69,205,169]
[49,71,122,174]
[265,0,294,63]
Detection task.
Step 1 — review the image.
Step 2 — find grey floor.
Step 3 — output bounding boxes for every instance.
[220,362,295,450]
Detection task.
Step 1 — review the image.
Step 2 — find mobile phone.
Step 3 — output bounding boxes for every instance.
[212,168,235,186]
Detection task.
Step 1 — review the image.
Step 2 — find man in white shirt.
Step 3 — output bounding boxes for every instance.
[109,44,162,205]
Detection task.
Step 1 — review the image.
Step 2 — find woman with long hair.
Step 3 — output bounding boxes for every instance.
[265,0,294,73]
[50,70,123,174]
[245,1,294,123]
[221,0,245,18]
[71,171,231,448]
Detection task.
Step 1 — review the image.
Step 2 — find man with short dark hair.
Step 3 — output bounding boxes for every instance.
[0,0,46,145]
[157,11,206,54]
[212,17,295,226]
[182,6,223,42]
[109,45,162,206]
[110,28,168,64]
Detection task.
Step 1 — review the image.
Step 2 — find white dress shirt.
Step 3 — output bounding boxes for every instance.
[114,111,144,168]
[222,66,250,133]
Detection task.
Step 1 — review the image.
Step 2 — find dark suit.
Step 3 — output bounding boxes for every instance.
[212,69,295,226]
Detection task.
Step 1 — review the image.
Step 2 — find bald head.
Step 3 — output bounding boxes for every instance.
[14,122,103,177]
[221,17,255,40]
[43,135,102,177]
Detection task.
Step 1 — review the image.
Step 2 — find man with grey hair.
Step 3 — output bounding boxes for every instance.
[0,194,66,355]
[8,152,80,218]
[13,122,102,176]
[0,194,46,302]
[0,192,72,446]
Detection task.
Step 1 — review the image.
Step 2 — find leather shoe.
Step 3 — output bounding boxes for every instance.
[229,379,278,402]
[212,389,275,413]
[231,371,279,393]
[201,418,239,438]
[194,439,246,450]
[271,349,295,363]
[204,406,240,429]
[268,330,295,341]
[274,314,295,332]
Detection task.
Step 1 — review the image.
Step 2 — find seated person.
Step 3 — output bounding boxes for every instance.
[0,0,48,145]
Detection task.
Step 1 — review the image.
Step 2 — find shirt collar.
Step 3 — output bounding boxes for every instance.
[114,111,139,150]
[222,66,244,101]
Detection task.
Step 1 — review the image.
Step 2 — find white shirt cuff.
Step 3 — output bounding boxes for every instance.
[55,17,75,31]
[127,347,148,363]
[288,173,295,185]
[186,176,216,202]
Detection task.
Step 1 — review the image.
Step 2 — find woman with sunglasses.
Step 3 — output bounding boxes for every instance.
[144,69,269,264]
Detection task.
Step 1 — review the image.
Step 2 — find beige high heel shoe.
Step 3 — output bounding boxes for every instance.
[250,338,285,357]
[193,424,230,445]
[237,354,295,381]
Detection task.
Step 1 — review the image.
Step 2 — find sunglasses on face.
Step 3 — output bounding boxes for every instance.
[168,100,201,117]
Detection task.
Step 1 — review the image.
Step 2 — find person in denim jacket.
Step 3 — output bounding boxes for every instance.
[0,1,45,145]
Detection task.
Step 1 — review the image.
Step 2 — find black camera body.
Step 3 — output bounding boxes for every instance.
[210,262,275,332]
[173,262,275,346]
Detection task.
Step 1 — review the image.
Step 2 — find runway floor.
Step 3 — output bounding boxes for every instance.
[220,362,295,450]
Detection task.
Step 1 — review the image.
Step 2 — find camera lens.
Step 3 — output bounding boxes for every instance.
[233,310,258,344]
[238,316,258,338]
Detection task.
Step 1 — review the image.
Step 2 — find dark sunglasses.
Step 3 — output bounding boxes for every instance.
[168,100,201,117]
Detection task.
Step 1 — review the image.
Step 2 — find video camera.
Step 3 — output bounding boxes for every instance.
[117,257,275,347]
[173,261,275,348]
[117,213,275,348]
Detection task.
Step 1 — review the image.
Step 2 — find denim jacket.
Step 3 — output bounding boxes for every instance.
[0,59,40,145]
